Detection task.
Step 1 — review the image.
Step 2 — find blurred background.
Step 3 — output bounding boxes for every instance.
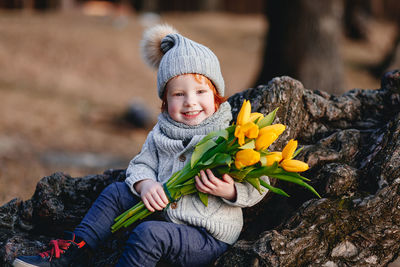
[0,0,399,205]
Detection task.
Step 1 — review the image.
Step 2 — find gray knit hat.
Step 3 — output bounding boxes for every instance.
[140,24,225,98]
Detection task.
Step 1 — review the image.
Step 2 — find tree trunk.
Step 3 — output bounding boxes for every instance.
[255,0,345,94]
[60,0,75,11]
[344,0,371,40]
[374,34,400,77]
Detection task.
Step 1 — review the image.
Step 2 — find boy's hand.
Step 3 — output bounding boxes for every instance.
[195,169,237,201]
[134,180,169,212]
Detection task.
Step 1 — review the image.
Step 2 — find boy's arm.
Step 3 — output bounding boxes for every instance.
[125,130,159,197]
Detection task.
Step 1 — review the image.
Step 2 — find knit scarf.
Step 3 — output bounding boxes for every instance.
[158,101,232,140]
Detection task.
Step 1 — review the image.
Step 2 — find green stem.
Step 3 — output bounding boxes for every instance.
[112,202,146,231]
[119,208,149,231]
[259,179,290,197]
[114,201,145,222]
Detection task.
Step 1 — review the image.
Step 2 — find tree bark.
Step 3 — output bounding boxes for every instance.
[255,0,345,94]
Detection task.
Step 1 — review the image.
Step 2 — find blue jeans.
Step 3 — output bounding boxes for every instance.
[74,182,229,267]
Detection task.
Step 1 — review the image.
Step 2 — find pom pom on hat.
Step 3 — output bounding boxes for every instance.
[140,24,178,69]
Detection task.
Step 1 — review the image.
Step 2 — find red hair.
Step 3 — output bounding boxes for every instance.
[161,73,227,112]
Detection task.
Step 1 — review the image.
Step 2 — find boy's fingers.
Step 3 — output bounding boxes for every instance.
[152,191,167,208]
[148,195,163,211]
[142,198,154,212]
[158,187,169,205]
[206,169,219,185]
[200,170,216,189]
[222,174,234,183]
[157,189,169,207]
[195,175,208,193]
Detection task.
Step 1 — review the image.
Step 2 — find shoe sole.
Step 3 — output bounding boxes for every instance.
[12,259,39,267]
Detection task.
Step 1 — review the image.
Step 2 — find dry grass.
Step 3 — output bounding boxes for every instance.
[0,10,395,205]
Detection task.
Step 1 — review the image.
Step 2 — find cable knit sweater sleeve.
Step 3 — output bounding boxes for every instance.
[222,176,270,208]
[125,130,158,196]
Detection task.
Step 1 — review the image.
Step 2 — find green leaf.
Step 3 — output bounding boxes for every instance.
[239,140,255,150]
[226,125,236,134]
[215,136,227,144]
[191,139,217,168]
[198,192,208,206]
[268,173,320,198]
[245,164,279,178]
[181,178,196,186]
[198,153,232,169]
[246,177,262,193]
[212,166,231,176]
[196,129,229,147]
[257,108,279,128]
[198,141,229,166]
[292,146,304,159]
[228,166,257,182]
[179,184,196,196]
[213,153,232,167]
[259,179,290,197]
[253,116,262,124]
[268,167,311,181]
[200,154,217,166]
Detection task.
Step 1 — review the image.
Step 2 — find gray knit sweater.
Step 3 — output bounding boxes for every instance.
[125,102,269,244]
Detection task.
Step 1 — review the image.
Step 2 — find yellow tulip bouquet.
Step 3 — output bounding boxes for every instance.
[111,100,320,232]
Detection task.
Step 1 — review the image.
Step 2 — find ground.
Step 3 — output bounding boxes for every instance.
[0,10,397,205]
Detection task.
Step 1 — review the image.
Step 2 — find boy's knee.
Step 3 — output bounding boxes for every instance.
[131,221,168,244]
[134,221,162,236]
[102,182,126,197]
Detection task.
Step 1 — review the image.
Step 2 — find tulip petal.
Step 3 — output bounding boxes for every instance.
[282,139,297,160]
[259,124,286,136]
[255,132,278,151]
[280,159,309,172]
[265,152,282,166]
[235,149,260,169]
[237,100,251,126]
[234,125,245,146]
[242,122,259,139]
[250,112,264,123]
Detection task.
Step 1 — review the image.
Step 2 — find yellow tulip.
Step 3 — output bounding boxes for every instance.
[236,100,251,126]
[249,112,264,122]
[234,125,245,146]
[255,124,286,151]
[242,122,259,139]
[234,122,259,146]
[282,139,297,160]
[280,159,309,172]
[264,152,282,166]
[235,149,260,169]
[259,124,286,136]
[255,132,278,151]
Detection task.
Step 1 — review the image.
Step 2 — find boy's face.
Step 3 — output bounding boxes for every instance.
[166,74,216,126]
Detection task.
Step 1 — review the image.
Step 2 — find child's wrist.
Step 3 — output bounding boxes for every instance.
[222,186,237,202]
[134,179,152,194]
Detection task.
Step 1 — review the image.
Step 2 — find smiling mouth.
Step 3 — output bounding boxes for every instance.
[182,111,202,117]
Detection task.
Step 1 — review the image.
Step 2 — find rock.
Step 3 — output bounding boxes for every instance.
[40,151,128,170]
[122,100,155,129]
[1,70,400,266]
